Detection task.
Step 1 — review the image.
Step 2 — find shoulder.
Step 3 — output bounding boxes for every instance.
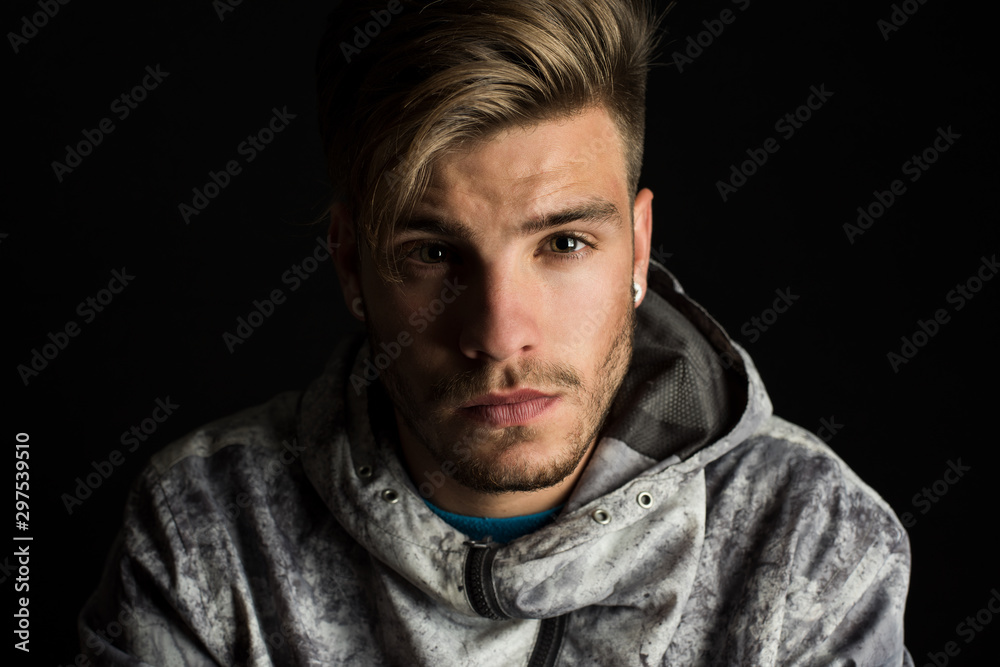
[700,414,912,614]
[691,416,912,662]
[147,389,303,477]
[83,390,347,664]
[121,389,315,564]
[707,414,906,545]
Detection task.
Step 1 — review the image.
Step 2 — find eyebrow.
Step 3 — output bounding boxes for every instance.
[398,197,622,242]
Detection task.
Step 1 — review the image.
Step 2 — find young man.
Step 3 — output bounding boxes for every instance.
[80,1,913,664]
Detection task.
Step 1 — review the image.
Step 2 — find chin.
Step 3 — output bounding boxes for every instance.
[440,419,590,495]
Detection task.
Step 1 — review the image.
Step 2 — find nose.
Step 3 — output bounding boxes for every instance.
[457,265,541,363]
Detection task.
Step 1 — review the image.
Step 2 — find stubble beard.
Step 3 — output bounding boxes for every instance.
[370,292,637,496]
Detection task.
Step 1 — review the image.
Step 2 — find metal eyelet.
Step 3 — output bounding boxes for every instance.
[591,508,611,525]
[357,465,373,479]
[381,489,400,504]
[637,492,653,508]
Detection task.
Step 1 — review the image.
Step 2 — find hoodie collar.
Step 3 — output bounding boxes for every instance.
[298,261,773,619]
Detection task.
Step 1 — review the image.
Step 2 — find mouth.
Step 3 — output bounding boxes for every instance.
[458,389,559,427]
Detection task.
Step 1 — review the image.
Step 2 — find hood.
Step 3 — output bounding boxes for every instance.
[298,259,773,623]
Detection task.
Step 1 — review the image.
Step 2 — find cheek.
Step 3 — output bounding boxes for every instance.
[382,309,447,377]
[366,284,426,334]
[549,285,626,358]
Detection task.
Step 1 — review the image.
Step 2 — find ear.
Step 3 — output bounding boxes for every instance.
[631,187,654,307]
[327,202,365,321]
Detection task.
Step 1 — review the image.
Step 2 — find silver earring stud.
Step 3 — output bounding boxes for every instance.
[633,281,642,304]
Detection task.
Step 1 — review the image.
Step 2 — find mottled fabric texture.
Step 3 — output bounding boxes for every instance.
[79,262,914,666]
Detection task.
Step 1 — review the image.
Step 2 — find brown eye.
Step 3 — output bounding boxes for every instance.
[550,236,585,253]
[417,245,449,263]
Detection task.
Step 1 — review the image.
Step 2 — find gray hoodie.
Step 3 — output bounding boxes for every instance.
[79,261,914,666]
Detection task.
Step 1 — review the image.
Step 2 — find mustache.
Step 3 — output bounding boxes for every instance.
[428,359,583,407]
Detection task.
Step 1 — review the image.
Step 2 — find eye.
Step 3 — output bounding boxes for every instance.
[548,234,591,254]
[411,244,451,264]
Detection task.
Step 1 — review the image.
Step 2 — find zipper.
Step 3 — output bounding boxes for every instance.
[463,539,568,666]
[526,614,568,667]
[463,539,509,620]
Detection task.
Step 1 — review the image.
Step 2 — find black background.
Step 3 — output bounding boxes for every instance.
[6,0,997,664]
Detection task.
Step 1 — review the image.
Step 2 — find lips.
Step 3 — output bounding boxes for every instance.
[460,389,552,408]
[459,389,559,427]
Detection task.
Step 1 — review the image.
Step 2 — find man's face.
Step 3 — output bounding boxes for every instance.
[359,106,650,495]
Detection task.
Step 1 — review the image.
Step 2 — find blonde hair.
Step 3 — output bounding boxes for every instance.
[317,0,661,282]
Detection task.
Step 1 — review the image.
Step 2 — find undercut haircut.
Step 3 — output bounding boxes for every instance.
[317,0,661,283]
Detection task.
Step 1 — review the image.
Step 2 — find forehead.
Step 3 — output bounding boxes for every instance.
[416,106,629,224]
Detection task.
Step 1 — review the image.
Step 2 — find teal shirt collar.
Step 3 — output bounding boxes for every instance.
[423,498,563,543]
